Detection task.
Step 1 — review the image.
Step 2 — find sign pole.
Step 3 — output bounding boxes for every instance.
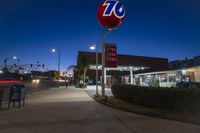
[101,30,111,97]
[97,0,125,97]
[96,45,99,97]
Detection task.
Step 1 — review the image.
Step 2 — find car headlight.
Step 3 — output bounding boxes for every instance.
[32,79,40,84]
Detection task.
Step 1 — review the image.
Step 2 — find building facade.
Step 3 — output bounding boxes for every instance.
[134,66,200,87]
[77,51,168,86]
[169,56,200,70]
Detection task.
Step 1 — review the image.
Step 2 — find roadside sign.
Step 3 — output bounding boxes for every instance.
[97,0,126,30]
[105,44,117,67]
[54,71,60,78]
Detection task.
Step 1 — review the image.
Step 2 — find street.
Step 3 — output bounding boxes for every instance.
[0,86,200,133]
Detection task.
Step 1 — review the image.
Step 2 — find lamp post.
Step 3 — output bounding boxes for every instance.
[90,45,99,97]
[51,49,61,73]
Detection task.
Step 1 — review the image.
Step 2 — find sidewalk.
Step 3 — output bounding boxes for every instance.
[0,86,96,133]
[1,86,200,133]
[85,85,113,97]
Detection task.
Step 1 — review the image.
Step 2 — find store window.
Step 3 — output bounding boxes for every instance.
[160,74,167,83]
[169,76,176,82]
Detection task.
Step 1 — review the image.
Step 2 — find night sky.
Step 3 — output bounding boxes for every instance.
[0,0,200,71]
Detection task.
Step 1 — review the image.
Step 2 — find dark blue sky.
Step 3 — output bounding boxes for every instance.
[0,0,200,71]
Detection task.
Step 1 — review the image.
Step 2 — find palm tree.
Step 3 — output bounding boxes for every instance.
[77,56,91,88]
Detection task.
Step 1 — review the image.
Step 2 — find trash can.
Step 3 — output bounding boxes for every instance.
[8,84,26,109]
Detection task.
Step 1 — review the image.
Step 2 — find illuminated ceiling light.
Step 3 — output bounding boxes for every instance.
[182,69,187,74]
[135,68,139,71]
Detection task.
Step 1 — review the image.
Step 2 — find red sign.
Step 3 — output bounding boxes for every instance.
[97,0,125,30]
[105,44,117,67]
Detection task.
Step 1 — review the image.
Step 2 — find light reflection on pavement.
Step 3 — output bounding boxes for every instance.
[84,85,113,97]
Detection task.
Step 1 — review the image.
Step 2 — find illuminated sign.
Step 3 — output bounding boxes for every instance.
[97,0,125,30]
[105,44,117,67]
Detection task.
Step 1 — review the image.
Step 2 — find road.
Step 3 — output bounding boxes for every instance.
[0,86,200,133]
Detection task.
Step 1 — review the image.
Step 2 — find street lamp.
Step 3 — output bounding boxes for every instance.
[52,49,56,53]
[13,56,17,60]
[4,56,17,68]
[90,45,99,97]
[51,49,61,73]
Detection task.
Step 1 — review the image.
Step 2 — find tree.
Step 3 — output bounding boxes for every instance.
[77,56,91,88]
[67,65,77,85]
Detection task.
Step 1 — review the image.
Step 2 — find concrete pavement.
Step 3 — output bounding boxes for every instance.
[85,85,113,97]
[0,86,200,133]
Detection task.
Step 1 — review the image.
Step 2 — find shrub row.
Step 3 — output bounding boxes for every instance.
[111,84,200,113]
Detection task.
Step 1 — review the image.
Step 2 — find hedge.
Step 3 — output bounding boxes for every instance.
[111,84,200,113]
